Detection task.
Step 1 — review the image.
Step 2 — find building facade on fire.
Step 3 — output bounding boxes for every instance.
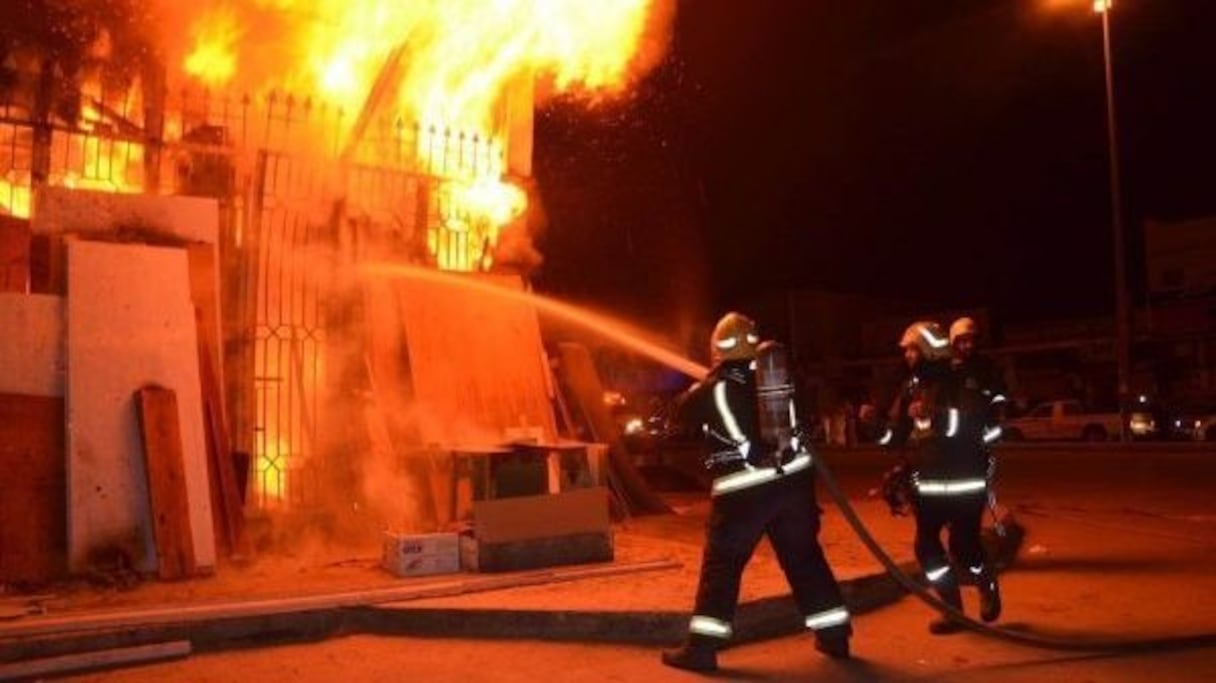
[1,52,545,515]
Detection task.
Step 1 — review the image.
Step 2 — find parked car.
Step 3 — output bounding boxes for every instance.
[1003,399,1124,441]
[1197,416,1216,442]
[1187,404,1216,442]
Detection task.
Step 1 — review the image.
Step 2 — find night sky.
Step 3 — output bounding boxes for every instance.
[531,0,1216,330]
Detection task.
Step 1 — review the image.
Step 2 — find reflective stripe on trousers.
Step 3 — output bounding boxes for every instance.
[926,565,951,582]
[689,615,732,639]
[711,453,813,496]
[804,606,850,631]
[915,478,987,496]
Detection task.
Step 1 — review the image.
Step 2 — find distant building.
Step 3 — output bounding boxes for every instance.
[741,214,1216,425]
[1146,216,1216,299]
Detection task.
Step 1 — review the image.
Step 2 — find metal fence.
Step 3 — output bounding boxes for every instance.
[1,83,510,509]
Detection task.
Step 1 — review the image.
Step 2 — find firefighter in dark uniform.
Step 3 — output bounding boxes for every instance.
[948,317,1006,616]
[877,320,1000,634]
[948,317,1008,454]
[661,312,852,672]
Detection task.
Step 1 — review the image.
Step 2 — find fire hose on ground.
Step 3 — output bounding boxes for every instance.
[812,451,1216,653]
[750,339,1216,652]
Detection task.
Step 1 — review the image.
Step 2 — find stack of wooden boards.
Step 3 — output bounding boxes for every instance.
[0,188,243,584]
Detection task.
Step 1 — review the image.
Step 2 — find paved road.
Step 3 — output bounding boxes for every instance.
[61,445,1216,682]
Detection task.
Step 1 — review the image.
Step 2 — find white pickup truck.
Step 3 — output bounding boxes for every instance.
[1003,399,1122,442]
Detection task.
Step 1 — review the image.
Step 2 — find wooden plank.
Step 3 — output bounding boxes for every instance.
[185,243,224,414]
[0,215,29,293]
[66,240,215,574]
[195,322,243,555]
[393,273,557,444]
[134,387,197,580]
[0,640,191,681]
[0,293,64,397]
[0,394,66,583]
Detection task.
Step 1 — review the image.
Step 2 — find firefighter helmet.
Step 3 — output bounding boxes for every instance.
[899,320,950,361]
[949,317,979,345]
[711,312,760,362]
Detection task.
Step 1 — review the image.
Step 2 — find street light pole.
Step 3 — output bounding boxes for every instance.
[1096,0,1132,442]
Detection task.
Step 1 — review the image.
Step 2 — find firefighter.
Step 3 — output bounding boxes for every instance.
[878,320,999,634]
[661,312,852,673]
[948,316,1006,619]
[948,317,1008,450]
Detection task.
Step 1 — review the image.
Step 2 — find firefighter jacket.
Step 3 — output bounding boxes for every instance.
[676,359,811,496]
[951,354,1008,445]
[879,359,989,491]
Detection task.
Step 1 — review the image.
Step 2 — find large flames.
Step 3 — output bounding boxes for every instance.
[172,0,671,505]
[172,0,670,271]
[0,1,671,508]
[179,0,660,129]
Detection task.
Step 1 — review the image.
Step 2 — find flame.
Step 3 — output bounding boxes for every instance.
[184,7,242,87]
[255,436,291,506]
[178,1,661,124]
[170,0,670,270]
[1,83,145,219]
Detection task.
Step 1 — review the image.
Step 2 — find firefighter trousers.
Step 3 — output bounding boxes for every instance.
[687,467,851,642]
[914,488,989,605]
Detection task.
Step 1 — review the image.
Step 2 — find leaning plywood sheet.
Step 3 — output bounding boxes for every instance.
[0,293,65,397]
[394,273,557,445]
[66,240,215,574]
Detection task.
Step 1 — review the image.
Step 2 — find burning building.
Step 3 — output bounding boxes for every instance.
[0,0,674,581]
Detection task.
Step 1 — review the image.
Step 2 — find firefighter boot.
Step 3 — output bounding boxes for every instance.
[814,625,852,660]
[661,635,719,672]
[978,570,1002,623]
[928,581,966,635]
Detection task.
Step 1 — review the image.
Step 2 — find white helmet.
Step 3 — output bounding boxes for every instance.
[949,317,978,345]
[711,312,760,362]
[899,320,950,361]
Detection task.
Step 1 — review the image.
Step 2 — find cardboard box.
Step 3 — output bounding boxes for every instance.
[381,531,460,577]
[460,487,613,572]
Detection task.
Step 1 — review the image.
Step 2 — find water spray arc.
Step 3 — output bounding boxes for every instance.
[360,262,709,380]
[362,262,1216,653]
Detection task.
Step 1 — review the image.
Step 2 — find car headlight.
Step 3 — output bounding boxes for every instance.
[623,417,645,435]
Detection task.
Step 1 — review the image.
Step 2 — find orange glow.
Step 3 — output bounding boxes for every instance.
[0,178,32,218]
[184,7,241,86]
[255,436,291,506]
[362,262,709,381]
[1,84,144,219]
[170,0,670,271]
[176,1,660,126]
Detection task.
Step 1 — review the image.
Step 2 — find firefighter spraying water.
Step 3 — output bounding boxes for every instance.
[661,312,851,673]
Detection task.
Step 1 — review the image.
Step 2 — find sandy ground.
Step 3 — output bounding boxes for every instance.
[8,444,1216,681]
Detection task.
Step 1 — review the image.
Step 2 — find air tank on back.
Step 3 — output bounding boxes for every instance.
[755,340,798,455]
